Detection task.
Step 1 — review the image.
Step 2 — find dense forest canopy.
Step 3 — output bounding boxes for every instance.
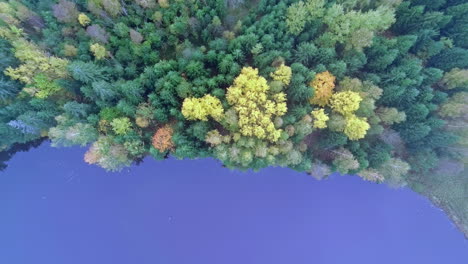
[0,0,467,237]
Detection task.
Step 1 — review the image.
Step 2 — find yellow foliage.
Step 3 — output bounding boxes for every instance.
[182,94,224,121]
[63,44,78,57]
[158,0,170,8]
[344,114,370,140]
[226,67,287,143]
[309,71,336,106]
[0,3,14,14]
[311,108,329,129]
[90,43,107,60]
[152,11,163,22]
[329,91,362,116]
[135,116,149,128]
[78,13,91,26]
[270,64,292,86]
[4,38,68,84]
[205,130,223,146]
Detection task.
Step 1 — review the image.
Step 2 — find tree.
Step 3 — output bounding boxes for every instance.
[49,118,98,147]
[309,71,336,107]
[226,67,287,143]
[286,0,325,35]
[398,122,431,143]
[429,47,468,71]
[152,125,174,153]
[439,68,468,90]
[4,39,68,85]
[78,13,90,26]
[286,63,314,103]
[88,0,121,17]
[130,29,143,44]
[68,61,108,84]
[376,107,406,125]
[28,74,62,99]
[438,92,467,118]
[332,147,359,174]
[111,117,132,135]
[158,0,170,9]
[378,158,410,188]
[443,3,468,49]
[52,0,78,23]
[63,44,77,57]
[327,113,346,132]
[359,169,384,183]
[329,91,362,116]
[226,0,245,9]
[90,43,107,60]
[91,80,117,102]
[181,94,224,121]
[86,25,109,44]
[293,42,318,67]
[205,129,225,146]
[0,77,20,102]
[343,114,370,140]
[311,108,328,129]
[319,5,396,50]
[63,102,92,119]
[309,161,331,180]
[84,136,132,171]
[135,0,156,9]
[134,103,154,128]
[270,64,292,86]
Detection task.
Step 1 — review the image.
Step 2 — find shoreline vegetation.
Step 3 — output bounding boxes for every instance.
[0,0,467,237]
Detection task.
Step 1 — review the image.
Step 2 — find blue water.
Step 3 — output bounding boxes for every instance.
[0,142,467,264]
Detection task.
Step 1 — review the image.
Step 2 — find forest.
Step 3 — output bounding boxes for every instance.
[0,0,467,237]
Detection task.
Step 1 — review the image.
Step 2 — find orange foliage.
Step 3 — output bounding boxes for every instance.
[309,71,336,107]
[84,145,99,164]
[152,125,174,152]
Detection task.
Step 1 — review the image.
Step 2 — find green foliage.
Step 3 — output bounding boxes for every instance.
[68,61,108,84]
[111,117,132,135]
[49,116,98,147]
[28,74,62,98]
[4,38,68,85]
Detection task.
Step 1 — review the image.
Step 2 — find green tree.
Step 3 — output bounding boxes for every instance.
[111,117,132,135]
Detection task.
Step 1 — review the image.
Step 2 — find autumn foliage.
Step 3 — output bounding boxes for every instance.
[152,125,174,153]
[226,67,287,142]
[181,94,224,121]
[309,71,336,106]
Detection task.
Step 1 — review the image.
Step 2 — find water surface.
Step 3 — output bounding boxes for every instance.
[0,142,467,264]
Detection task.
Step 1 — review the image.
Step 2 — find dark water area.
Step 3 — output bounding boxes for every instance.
[0,142,467,264]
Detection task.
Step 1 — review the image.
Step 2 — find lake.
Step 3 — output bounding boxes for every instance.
[0,142,467,264]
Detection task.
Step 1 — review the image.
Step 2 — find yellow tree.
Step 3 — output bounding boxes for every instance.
[328,90,370,140]
[270,64,292,85]
[329,90,362,116]
[343,114,370,140]
[309,71,336,106]
[226,67,287,143]
[182,94,224,121]
[311,108,329,129]
[78,13,91,26]
[90,43,107,60]
[4,38,68,84]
